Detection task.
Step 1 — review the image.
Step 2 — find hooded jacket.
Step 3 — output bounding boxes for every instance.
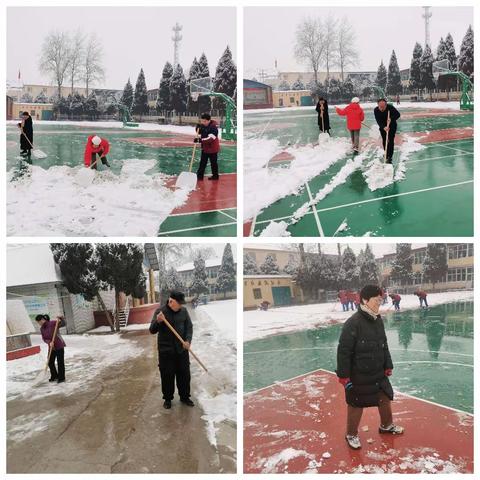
[84,135,110,166]
[335,103,365,131]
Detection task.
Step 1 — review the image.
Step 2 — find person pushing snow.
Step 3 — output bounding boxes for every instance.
[374,99,401,164]
[335,97,365,154]
[18,111,33,159]
[336,284,404,450]
[315,97,331,135]
[84,135,111,169]
[195,113,220,181]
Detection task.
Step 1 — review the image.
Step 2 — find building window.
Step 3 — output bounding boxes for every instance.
[253,288,262,300]
[290,97,295,103]
[413,251,426,265]
[449,244,473,259]
[447,267,474,283]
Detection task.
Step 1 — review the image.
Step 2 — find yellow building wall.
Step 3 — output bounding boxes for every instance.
[12,103,54,120]
[244,276,295,309]
[273,90,310,108]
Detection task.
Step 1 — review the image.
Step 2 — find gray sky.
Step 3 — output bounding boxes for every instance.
[245,6,472,76]
[7,7,236,90]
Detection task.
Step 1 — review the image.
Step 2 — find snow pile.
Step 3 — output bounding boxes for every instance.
[7,159,190,236]
[258,448,315,473]
[7,333,143,401]
[244,290,473,341]
[244,135,352,220]
[259,221,291,237]
[192,300,236,447]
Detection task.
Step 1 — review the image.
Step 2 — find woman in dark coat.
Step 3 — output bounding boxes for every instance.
[315,97,331,135]
[18,111,33,157]
[336,284,404,450]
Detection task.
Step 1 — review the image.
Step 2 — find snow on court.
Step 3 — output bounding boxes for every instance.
[7,159,190,236]
[244,290,473,342]
[190,300,237,447]
[244,135,352,221]
[6,332,143,402]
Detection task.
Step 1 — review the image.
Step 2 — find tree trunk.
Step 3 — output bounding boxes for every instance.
[97,293,115,332]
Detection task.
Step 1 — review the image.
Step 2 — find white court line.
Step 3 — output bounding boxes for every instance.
[435,143,474,156]
[305,181,325,236]
[218,210,237,222]
[394,361,473,368]
[158,221,236,235]
[167,206,236,217]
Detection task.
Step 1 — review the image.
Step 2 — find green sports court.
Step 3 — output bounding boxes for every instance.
[244,106,473,237]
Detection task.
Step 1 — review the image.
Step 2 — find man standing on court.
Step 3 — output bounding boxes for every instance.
[336,284,404,450]
[335,97,365,154]
[195,113,220,181]
[374,99,401,164]
[149,290,194,409]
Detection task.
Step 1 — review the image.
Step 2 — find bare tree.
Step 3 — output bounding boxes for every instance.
[83,33,105,96]
[39,30,71,99]
[337,16,359,82]
[294,17,325,85]
[67,30,85,95]
[323,15,338,91]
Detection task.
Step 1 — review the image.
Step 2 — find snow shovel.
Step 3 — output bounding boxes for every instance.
[75,155,100,187]
[383,111,394,177]
[162,316,208,372]
[318,108,329,143]
[175,140,198,191]
[20,128,47,159]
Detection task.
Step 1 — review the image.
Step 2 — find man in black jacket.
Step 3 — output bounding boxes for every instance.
[374,99,401,164]
[18,111,33,158]
[336,284,404,450]
[149,290,194,409]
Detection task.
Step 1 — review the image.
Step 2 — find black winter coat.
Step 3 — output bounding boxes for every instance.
[19,115,33,150]
[374,104,401,130]
[336,308,394,407]
[315,101,331,131]
[149,303,193,355]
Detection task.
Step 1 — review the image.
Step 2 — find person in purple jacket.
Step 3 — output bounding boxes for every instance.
[35,314,66,383]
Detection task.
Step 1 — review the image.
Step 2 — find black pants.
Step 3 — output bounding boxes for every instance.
[380,127,397,162]
[49,348,65,381]
[90,153,108,170]
[197,152,219,179]
[158,351,191,401]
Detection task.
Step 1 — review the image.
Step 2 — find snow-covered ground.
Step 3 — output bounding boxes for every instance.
[244,290,474,342]
[7,119,197,136]
[7,159,190,236]
[193,300,237,447]
[244,101,463,116]
[6,332,143,401]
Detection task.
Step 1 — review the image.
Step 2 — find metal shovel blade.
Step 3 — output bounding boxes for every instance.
[175,171,197,191]
[32,149,48,159]
[318,132,330,144]
[75,168,96,187]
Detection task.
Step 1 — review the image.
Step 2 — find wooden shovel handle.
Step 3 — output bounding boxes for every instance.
[384,110,391,162]
[188,141,197,173]
[21,128,35,149]
[162,316,208,372]
[45,319,60,371]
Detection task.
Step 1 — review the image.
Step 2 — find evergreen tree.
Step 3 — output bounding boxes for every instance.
[436,37,446,61]
[120,78,134,112]
[132,68,149,117]
[444,33,457,71]
[165,267,183,291]
[278,80,291,91]
[390,244,413,286]
[409,43,423,93]
[70,93,85,116]
[95,244,147,331]
[244,253,259,275]
[213,46,237,99]
[190,255,209,297]
[170,65,188,116]
[386,50,402,95]
[85,91,98,119]
[458,25,474,79]
[20,93,33,103]
[187,57,201,113]
[358,244,379,286]
[422,244,448,291]
[157,62,174,112]
[420,44,435,92]
[375,60,387,92]
[216,244,236,299]
[342,77,355,98]
[197,53,211,113]
[283,255,299,275]
[34,92,48,103]
[260,254,280,275]
[291,78,305,90]
[338,246,358,289]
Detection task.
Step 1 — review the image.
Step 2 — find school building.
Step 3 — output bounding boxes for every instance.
[244,246,301,271]
[11,102,54,120]
[378,244,474,292]
[273,90,313,107]
[243,79,273,109]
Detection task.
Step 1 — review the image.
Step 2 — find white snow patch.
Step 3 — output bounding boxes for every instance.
[7,160,190,236]
[259,448,314,473]
[8,411,59,443]
[259,220,291,237]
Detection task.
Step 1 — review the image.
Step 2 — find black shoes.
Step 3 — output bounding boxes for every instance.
[57,379,65,384]
[164,400,172,409]
[49,377,58,382]
[180,398,195,407]
[208,176,219,181]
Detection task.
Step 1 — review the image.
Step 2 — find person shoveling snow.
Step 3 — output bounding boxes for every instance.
[196,113,220,181]
[335,97,365,155]
[17,111,47,159]
[373,98,401,165]
[76,135,111,187]
[315,97,331,142]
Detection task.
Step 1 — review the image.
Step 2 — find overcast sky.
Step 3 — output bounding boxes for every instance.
[245,6,472,76]
[7,7,236,90]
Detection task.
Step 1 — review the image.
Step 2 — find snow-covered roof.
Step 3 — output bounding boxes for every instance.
[244,245,298,253]
[7,245,62,287]
[244,274,292,279]
[177,257,224,273]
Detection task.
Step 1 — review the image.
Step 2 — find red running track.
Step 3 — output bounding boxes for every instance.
[244,369,473,474]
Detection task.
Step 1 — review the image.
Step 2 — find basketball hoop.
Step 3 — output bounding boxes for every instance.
[190,76,213,101]
[432,59,450,82]
[191,92,200,102]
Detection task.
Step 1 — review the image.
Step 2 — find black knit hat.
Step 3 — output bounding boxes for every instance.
[169,290,186,304]
[360,285,382,302]
[35,314,50,322]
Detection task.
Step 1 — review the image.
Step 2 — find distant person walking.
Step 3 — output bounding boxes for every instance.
[315,97,331,135]
[414,290,429,308]
[335,97,365,154]
[35,314,66,383]
[336,285,404,450]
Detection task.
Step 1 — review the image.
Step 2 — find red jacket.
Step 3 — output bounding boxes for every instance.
[338,290,348,303]
[84,136,110,166]
[390,294,401,302]
[415,291,427,299]
[346,290,356,302]
[199,120,220,154]
[336,103,365,131]
[354,292,360,306]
